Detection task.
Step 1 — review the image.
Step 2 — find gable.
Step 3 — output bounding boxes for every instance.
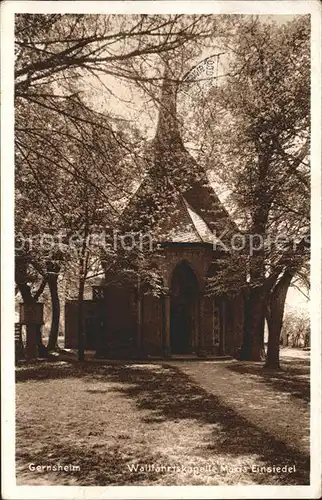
[117,64,238,246]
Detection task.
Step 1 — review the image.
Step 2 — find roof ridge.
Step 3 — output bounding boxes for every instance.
[181,196,205,242]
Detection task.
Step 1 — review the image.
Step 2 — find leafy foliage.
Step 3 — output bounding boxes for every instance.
[190,16,311,298]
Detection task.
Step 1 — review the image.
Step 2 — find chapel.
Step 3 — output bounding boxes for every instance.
[65,65,244,358]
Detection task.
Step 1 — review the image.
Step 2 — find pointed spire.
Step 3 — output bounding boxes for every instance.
[153,62,183,152]
[119,59,238,241]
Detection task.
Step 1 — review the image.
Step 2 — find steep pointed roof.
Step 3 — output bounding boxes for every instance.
[152,64,184,153]
[119,63,237,245]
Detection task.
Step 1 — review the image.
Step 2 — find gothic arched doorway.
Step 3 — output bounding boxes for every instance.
[170,261,199,354]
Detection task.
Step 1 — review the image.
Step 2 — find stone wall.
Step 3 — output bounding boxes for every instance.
[202,296,220,354]
[65,244,245,358]
[225,294,244,356]
[142,294,163,355]
[65,300,100,349]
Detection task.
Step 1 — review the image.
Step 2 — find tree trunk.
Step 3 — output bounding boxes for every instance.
[17,282,33,303]
[240,287,266,361]
[77,274,86,362]
[265,269,294,370]
[16,262,47,356]
[47,272,60,351]
[281,329,289,347]
[265,315,281,369]
[304,329,310,348]
[240,172,272,362]
[33,277,48,356]
[77,210,90,362]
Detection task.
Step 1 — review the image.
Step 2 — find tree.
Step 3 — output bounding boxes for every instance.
[189,15,310,365]
[14,14,224,359]
[15,88,138,356]
[281,310,310,348]
[15,247,48,356]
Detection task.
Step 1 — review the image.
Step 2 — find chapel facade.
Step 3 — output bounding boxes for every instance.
[65,66,244,358]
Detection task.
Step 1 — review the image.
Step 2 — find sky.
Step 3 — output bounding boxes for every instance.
[83,14,300,129]
[286,286,309,315]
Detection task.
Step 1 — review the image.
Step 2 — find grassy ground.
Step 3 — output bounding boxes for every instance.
[15,348,310,486]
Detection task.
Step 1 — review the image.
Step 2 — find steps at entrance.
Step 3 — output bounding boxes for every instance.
[53,349,233,363]
[147,354,233,362]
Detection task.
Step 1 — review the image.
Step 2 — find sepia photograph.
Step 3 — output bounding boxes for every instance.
[1,1,321,498]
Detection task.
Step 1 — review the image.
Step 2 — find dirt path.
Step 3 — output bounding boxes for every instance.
[173,355,309,455]
[15,353,310,486]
